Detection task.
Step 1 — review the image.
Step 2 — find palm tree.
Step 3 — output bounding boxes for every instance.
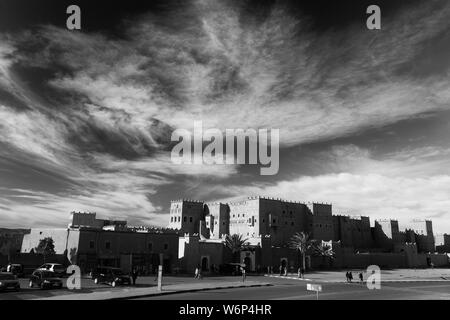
[313,242,335,268]
[289,232,315,271]
[225,234,251,263]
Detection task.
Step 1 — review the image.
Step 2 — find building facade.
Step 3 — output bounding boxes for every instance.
[20,212,180,273]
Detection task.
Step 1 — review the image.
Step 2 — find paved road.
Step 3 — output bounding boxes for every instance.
[0,275,245,300]
[2,275,449,300]
[137,277,450,300]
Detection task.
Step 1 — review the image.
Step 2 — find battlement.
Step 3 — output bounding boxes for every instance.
[128,226,180,234]
[170,199,204,204]
[170,196,333,207]
[376,219,398,223]
[70,211,96,215]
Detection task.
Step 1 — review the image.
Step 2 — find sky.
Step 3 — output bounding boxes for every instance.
[0,0,449,233]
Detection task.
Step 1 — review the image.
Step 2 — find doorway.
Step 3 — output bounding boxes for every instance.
[201,256,209,272]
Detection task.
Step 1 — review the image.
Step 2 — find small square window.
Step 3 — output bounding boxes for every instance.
[164,243,169,250]
[89,240,95,249]
[105,242,111,250]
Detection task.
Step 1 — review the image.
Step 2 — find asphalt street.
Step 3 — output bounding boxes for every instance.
[1,275,450,300]
[136,277,450,300]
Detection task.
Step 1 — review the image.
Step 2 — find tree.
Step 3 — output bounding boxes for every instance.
[313,241,335,268]
[289,232,315,271]
[35,237,56,263]
[225,234,251,263]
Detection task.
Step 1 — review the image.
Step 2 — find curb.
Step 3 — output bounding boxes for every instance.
[264,275,450,283]
[110,283,273,300]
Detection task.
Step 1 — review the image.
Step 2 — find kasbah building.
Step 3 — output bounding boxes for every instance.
[4,196,450,274]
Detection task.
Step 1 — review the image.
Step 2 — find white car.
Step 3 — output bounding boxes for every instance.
[36,263,66,277]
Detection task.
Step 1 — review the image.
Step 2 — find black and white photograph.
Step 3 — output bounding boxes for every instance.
[0,0,450,309]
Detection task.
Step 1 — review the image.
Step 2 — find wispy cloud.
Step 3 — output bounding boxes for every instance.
[206,144,450,233]
[0,0,449,228]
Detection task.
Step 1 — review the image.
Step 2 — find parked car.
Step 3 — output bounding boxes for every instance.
[36,263,66,277]
[4,264,25,278]
[92,267,131,287]
[29,270,63,289]
[0,272,20,292]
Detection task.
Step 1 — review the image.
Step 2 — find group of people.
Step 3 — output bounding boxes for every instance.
[346,271,364,283]
[195,265,247,282]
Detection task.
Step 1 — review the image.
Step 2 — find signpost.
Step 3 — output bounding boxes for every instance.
[157,265,163,291]
[307,283,322,300]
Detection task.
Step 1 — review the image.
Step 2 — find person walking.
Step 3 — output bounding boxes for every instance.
[194,267,199,279]
[345,271,349,282]
[359,272,364,284]
[131,268,138,286]
[349,271,353,282]
[241,266,246,283]
[284,266,288,277]
[300,267,305,279]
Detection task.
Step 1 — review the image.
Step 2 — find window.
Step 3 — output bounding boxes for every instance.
[105,241,111,250]
[170,217,173,223]
[164,243,169,250]
[184,216,187,222]
[262,219,265,223]
[291,222,294,226]
[89,240,95,249]
[178,216,181,222]
[238,214,240,217]
[148,243,153,251]
[190,217,193,223]
[243,214,245,217]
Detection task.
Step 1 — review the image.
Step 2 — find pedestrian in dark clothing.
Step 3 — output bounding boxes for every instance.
[131,269,138,286]
[349,271,353,282]
[345,271,349,282]
[359,272,364,284]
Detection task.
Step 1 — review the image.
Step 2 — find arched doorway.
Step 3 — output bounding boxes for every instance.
[201,257,209,272]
